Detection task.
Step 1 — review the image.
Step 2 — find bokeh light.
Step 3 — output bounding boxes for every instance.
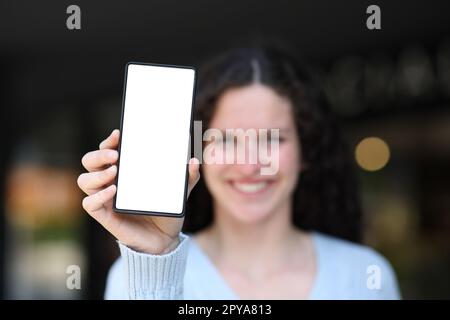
[355,137,391,171]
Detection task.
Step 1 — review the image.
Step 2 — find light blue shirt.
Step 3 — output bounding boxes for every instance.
[105,231,401,299]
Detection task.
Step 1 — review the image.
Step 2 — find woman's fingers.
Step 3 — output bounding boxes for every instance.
[81,130,119,172]
[187,157,200,197]
[82,184,117,222]
[81,149,118,172]
[77,165,117,195]
[99,129,120,150]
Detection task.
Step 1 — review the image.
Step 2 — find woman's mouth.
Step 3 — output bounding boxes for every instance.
[228,180,275,196]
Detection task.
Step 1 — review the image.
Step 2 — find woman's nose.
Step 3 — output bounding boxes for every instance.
[235,161,262,176]
[232,139,263,174]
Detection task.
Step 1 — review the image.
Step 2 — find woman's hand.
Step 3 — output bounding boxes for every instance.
[77,129,200,254]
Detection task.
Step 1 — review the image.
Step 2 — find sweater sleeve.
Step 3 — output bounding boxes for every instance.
[109,232,190,300]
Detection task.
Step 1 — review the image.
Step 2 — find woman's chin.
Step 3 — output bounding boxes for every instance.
[227,206,274,224]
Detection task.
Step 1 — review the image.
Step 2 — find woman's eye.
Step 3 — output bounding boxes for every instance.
[269,137,285,144]
[224,137,236,145]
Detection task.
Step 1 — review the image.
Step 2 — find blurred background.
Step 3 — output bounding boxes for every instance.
[1,0,449,299]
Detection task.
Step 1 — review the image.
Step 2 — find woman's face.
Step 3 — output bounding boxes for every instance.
[202,84,302,224]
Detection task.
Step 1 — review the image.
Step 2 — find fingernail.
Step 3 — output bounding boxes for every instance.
[105,184,116,193]
[108,150,118,160]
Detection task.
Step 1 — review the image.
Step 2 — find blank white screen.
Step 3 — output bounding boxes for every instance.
[115,64,195,215]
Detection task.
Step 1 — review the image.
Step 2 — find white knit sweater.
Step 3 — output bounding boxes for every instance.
[105,231,401,299]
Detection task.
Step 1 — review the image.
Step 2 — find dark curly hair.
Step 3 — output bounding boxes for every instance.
[183,45,362,243]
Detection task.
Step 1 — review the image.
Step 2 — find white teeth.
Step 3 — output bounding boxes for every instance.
[233,182,268,193]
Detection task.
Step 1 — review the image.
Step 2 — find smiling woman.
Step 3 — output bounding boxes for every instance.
[78,44,401,299]
[185,45,363,242]
[198,83,301,225]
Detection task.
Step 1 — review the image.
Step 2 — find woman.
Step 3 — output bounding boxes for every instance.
[77,45,400,299]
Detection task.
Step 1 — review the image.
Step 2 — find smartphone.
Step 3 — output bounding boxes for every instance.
[113,62,196,217]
